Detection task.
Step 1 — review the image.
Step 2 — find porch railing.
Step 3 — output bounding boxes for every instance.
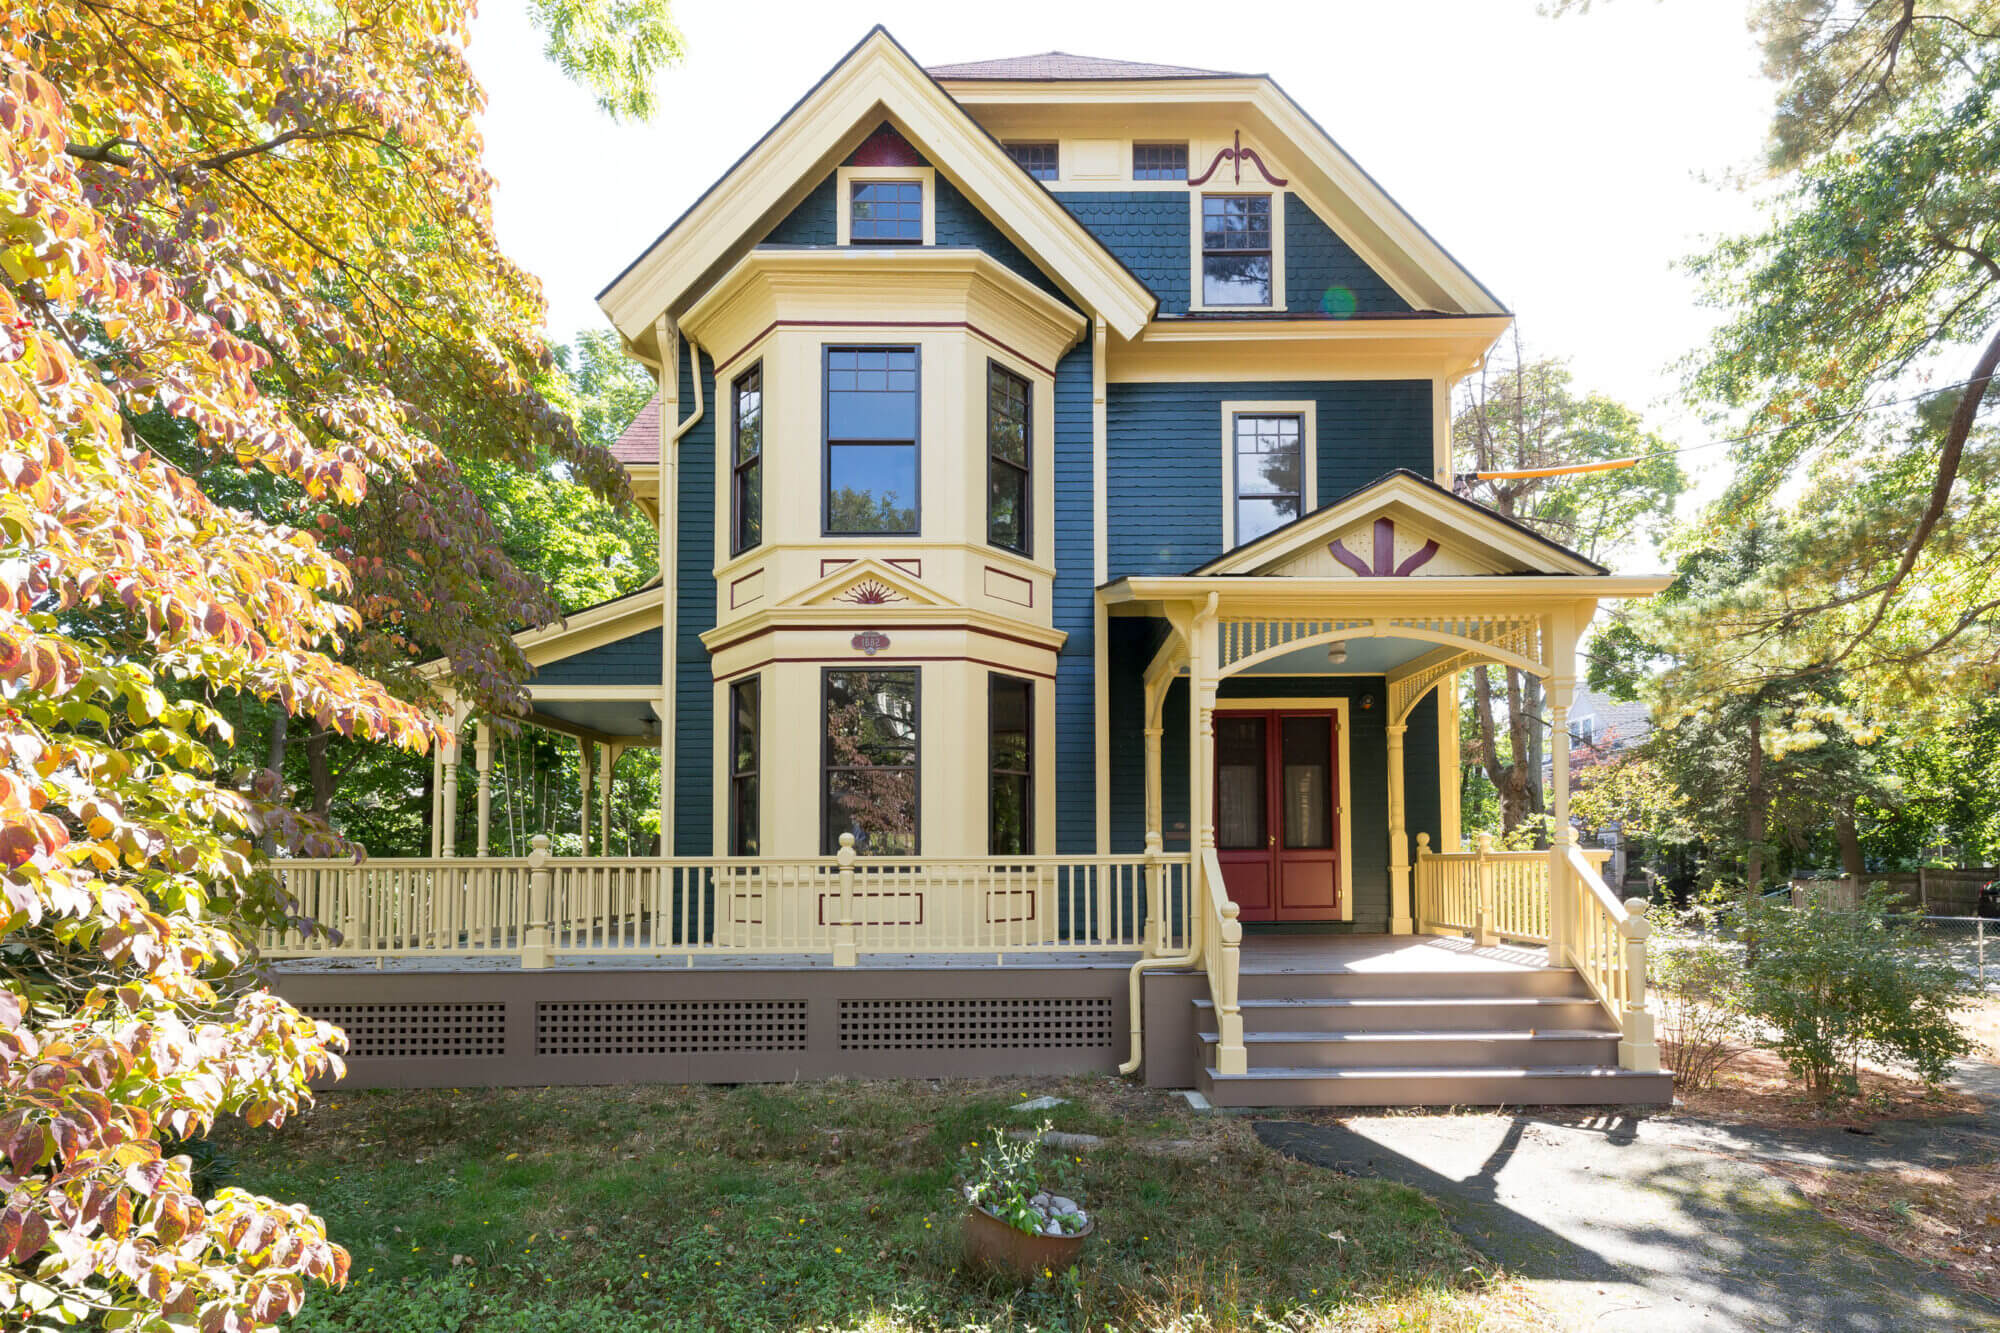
[260,834,1192,966]
[1561,837,1660,1071]
[1413,832,1611,947]
[1197,844,1246,1075]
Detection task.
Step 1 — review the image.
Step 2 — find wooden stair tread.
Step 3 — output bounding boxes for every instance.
[1197,1028,1614,1044]
[1204,1063,1659,1081]
[1194,995,1597,1010]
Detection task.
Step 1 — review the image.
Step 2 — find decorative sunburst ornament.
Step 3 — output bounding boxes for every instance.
[838,579,904,605]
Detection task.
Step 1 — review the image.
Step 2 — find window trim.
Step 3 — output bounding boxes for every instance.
[987,672,1034,856]
[1131,141,1189,181]
[984,358,1032,556]
[730,361,763,556]
[727,674,760,857]
[820,666,921,857]
[1189,191,1286,312]
[1003,140,1059,182]
[1219,400,1318,549]
[822,344,922,538]
[834,164,936,245]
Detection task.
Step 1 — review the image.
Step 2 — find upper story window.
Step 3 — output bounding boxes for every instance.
[1004,141,1059,181]
[1232,412,1303,543]
[849,180,923,243]
[985,362,1031,555]
[825,347,919,535]
[1202,194,1273,306]
[1133,142,1188,181]
[731,364,762,555]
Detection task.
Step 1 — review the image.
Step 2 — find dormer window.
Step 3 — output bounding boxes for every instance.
[850,180,923,244]
[1005,141,1059,181]
[1201,194,1273,306]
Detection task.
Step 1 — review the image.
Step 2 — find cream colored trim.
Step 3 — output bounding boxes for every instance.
[1438,669,1462,851]
[1214,696,1354,924]
[512,586,667,670]
[1218,399,1317,551]
[1103,575,1672,610]
[699,603,1069,655]
[833,164,935,246]
[1431,376,1455,486]
[1092,316,1111,853]
[526,685,666,702]
[1108,316,1507,386]
[1188,189,1285,313]
[598,31,1156,343]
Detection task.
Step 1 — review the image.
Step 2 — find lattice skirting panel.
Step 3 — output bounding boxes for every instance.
[274,967,1131,1089]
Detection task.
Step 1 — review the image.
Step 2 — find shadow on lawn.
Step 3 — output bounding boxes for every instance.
[1255,1113,1998,1333]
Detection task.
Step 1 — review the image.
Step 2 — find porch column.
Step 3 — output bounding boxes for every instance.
[429,745,445,857]
[599,743,619,855]
[474,720,493,858]
[439,723,460,858]
[1386,722,1413,935]
[1548,676,1575,968]
[1142,724,1163,839]
[651,698,670,854]
[577,738,593,856]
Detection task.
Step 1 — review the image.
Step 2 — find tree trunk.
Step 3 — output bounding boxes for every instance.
[306,730,335,818]
[1521,671,1547,844]
[1744,710,1767,896]
[1834,798,1866,883]
[266,705,289,776]
[1474,666,1524,831]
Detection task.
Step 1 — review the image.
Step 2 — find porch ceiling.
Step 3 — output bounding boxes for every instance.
[1236,637,1434,675]
[527,697,660,745]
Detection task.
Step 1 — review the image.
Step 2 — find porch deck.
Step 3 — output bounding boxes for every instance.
[1237,932,1551,976]
[269,947,1147,974]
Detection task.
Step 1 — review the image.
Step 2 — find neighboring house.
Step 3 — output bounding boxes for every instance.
[269,30,1671,1107]
[1545,687,1654,883]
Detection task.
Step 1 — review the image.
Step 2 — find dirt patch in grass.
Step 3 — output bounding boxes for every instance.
[212,1075,1545,1332]
[1763,1156,2000,1304]
[1661,1041,1979,1130]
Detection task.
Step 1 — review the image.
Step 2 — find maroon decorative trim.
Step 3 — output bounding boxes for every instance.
[1328,517,1439,577]
[715,321,1057,378]
[1188,131,1289,188]
[886,558,923,577]
[728,568,764,609]
[818,891,925,927]
[849,125,926,167]
[838,579,904,606]
[983,565,1034,608]
[984,888,1037,925]
[820,558,855,577]
[721,655,1059,684]
[706,620,1057,657]
[850,630,892,656]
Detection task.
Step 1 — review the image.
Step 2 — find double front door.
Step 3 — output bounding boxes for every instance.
[1214,709,1342,922]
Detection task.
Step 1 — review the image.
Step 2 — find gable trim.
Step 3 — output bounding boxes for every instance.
[598,27,1157,342]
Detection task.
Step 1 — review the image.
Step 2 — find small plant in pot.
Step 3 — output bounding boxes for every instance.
[958,1120,1091,1279]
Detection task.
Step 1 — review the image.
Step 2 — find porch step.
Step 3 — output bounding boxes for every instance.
[1196,1062,1674,1108]
[1193,995,1613,1035]
[1236,967,1591,1001]
[1196,1028,1621,1069]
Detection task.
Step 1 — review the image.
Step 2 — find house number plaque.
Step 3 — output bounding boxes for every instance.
[851,630,890,656]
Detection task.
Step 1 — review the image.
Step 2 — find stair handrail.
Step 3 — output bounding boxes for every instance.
[1118,832,1202,1075]
[1198,844,1246,1076]
[1564,838,1661,1073]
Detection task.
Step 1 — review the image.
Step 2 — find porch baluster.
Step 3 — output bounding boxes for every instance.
[1473,832,1497,949]
[522,833,551,968]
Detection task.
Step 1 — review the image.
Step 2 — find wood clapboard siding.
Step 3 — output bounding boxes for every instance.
[532,627,663,686]
[1106,379,1434,577]
[675,337,717,855]
[1052,335,1096,854]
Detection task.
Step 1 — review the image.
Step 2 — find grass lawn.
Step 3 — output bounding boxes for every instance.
[210,1076,1534,1331]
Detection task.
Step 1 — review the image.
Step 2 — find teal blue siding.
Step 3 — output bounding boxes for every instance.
[1107,379,1432,575]
[1051,193,1190,311]
[762,174,836,245]
[1404,692,1443,852]
[936,178,1065,299]
[1051,333,1096,853]
[532,628,662,687]
[1283,193,1409,315]
[673,339,715,855]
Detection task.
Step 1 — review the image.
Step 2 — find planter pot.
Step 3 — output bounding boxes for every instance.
[962,1204,1092,1280]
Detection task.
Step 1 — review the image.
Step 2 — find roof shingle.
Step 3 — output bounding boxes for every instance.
[926,51,1245,81]
[609,393,660,465]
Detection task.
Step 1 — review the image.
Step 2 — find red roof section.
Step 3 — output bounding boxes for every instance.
[926,51,1244,81]
[609,393,661,465]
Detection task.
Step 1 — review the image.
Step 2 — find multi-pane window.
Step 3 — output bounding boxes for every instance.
[1233,413,1303,543]
[985,362,1031,554]
[849,180,922,243]
[1132,142,1188,181]
[822,668,919,855]
[728,677,759,856]
[1005,141,1059,181]
[731,364,762,554]
[1201,194,1273,305]
[988,674,1033,855]
[825,347,919,534]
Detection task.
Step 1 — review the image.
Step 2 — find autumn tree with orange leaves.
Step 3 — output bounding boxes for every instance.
[0,0,677,1326]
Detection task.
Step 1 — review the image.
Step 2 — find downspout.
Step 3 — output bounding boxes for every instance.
[1118,595,1219,1077]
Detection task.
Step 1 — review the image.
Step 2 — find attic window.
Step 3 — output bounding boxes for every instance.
[1201,194,1273,306]
[1133,142,1188,181]
[1005,142,1059,181]
[850,181,923,243]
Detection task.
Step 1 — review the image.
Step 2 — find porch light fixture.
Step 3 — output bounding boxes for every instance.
[1326,642,1348,666]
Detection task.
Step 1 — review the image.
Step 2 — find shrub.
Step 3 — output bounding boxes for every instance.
[1740,887,1976,1099]
[1648,909,1748,1090]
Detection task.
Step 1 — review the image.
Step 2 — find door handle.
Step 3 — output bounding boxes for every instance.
[1268,835,1276,847]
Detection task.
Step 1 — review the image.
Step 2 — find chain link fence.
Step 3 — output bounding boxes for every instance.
[1905,915,1994,989]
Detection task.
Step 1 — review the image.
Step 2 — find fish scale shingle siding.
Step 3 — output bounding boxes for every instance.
[1283,193,1409,315]
[1051,193,1191,311]
[1108,379,1432,576]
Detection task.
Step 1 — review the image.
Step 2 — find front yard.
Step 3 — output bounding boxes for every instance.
[212,1078,1535,1332]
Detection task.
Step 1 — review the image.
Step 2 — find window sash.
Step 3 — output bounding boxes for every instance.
[1133,142,1188,181]
[822,668,920,856]
[985,361,1031,554]
[731,364,762,554]
[1202,195,1274,305]
[988,673,1033,856]
[728,677,759,856]
[1005,141,1058,180]
[824,347,920,536]
[1233,413,1304,542]
[849,180,923,243]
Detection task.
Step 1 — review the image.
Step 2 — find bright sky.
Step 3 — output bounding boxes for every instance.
[466,0,1776,495]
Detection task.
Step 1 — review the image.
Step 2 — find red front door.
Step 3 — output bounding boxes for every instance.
[1214,711,1342,922]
